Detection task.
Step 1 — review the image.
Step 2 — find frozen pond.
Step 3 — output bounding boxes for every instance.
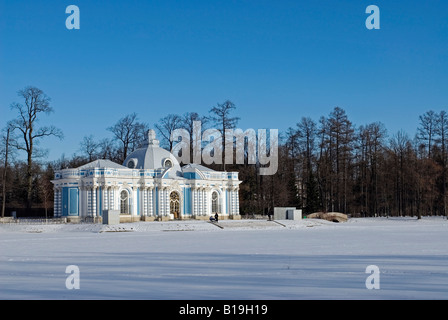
[0,217,447,300]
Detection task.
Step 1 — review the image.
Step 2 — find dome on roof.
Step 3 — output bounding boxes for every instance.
[123,129,182,178]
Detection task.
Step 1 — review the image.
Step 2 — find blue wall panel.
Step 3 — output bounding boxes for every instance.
[69,188,79,216]
[62,187,79,216]
[183,187,191,215]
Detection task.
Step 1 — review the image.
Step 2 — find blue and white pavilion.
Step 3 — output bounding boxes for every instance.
[52,130,241,222]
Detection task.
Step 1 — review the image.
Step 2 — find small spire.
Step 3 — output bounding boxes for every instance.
[147,129,159,146]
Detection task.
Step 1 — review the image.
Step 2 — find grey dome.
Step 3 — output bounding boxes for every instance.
[123,129,182,178]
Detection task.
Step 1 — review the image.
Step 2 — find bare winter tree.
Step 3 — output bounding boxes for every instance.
[1,126,13,218]
[108,113,148,163]
[357,122,387,216]
[296,117,319,213]
[97,137,119,162]
[435,111,448,217]
[417,110,438,159]
[8,86,63,210]
[79,135,99,162]
[154,114,182,151]
[389,130,413,216]
[37,164,54,220]
[179,112,209,161]
[209,100,240,171]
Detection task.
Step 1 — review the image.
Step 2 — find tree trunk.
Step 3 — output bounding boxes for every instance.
[1,128,10,218]
[27,146,33,210]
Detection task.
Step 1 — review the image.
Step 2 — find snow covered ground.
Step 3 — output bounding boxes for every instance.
[0,217,447,300]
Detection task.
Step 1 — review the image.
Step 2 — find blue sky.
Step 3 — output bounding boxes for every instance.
[1,0,447,161]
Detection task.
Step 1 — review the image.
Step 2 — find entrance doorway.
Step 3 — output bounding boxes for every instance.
[170,191,180,219]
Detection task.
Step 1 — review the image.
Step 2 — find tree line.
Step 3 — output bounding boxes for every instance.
[1,86,447,219]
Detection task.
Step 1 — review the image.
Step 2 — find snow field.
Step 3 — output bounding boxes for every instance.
[0,217,447,300]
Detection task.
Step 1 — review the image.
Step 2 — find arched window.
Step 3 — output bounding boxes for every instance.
[212,191,219,213]
[120,190,130,214]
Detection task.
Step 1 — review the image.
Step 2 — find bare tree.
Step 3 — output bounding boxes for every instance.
[1,127,12,218]
[317,107,354,213]
[154,114,182,151]
[209,100,240,171]
[80,135,99,162]
[417,110,438,159]
[8,86,63,210]
[435,111,448,217]
[97,137,119,162]
[38,164,54,220]
[296,117,317,173]
[179,112,209,161]
[389,130,414,216]
[296,117,319,213]
[108,113,148,163]
[357,122,387,216]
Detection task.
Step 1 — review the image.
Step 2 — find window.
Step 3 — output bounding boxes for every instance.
[164,159,173,168]
[212,191,219,213]
[127,158,137,169]
[120,190,130,214]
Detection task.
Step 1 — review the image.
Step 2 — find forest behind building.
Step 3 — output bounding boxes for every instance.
[1,87,447,219]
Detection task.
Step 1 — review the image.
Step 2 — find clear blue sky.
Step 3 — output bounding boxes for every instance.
[1,0,447,161]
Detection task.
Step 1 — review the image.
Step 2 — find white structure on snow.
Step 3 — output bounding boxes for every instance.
[52,130,241,222]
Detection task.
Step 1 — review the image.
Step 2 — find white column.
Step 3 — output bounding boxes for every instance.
[228,189,231,216]
[197,188,202,216]
[130,188,134,216]
[141,187,144,216]
[58,189,62,217]
[53,188,58,217]
[136,187,140,216]
[92,187,97,217]
[165,188,170,216]
[232,188,237,216]
[221,187,227,216]
[54,188,60,217]
[86,187,93,217]
[203,188,207,216]
[204,188,209,217]
[78,187,83,217]
[230,189,233,216]
[108,187,112,210]
[192,188,196,217]
[202,188,206,216]
[104,187,108,211]
[229,188,234,216]
[235,188,240,215]
[158,187,163,217]
[109,187,114,213]
[148,187,154,216]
